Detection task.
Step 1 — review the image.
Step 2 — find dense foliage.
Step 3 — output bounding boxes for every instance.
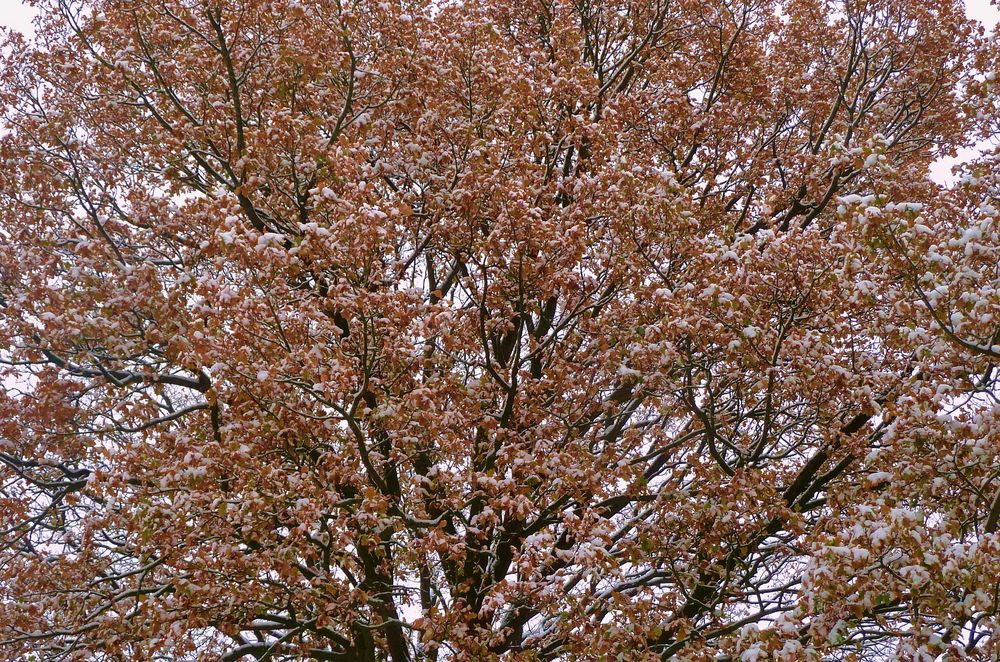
[1,0,999,659]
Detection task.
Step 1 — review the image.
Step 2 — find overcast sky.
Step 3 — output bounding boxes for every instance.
[970,0,1000,27]
[0,0,996,181]
[0,2,36,33]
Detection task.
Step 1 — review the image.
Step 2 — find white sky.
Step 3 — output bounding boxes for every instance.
[969,0,1000,27]
[0,1,36,33]
[0,0,996,182]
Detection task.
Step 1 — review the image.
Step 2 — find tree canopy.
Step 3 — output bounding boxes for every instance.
[1,0,999,659]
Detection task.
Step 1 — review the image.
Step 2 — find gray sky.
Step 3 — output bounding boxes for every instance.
[0,1,36,33]
[971,0,1000,27]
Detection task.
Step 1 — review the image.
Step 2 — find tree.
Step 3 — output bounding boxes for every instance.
[0,0,997,659]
